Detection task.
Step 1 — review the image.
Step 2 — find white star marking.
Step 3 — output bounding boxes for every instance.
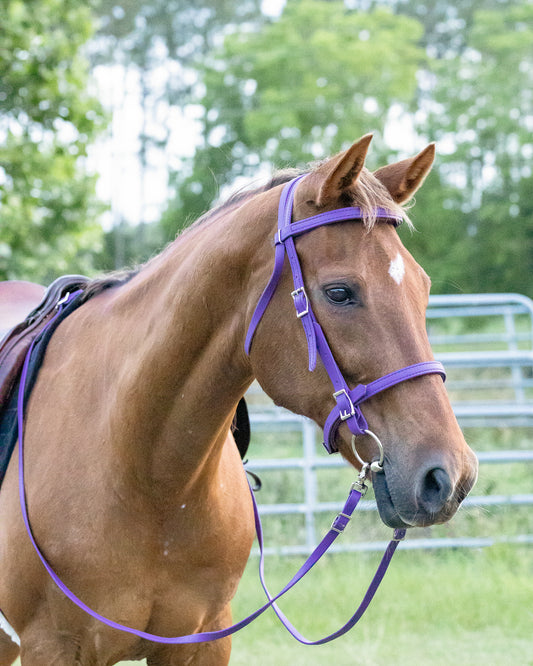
[388,253,405,285]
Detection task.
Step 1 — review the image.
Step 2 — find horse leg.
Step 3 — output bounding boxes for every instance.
[15,616,84,666]
[0,630,19,666]
[19,643,73,666]
[146,607,233,666]
[146,637,232,666]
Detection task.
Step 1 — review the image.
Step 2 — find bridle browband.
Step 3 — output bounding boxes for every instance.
[245,174,446,457]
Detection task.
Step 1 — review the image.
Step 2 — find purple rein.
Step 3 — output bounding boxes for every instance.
[17,296,405,646]
[17,175,445,647]
[245,174,446,455]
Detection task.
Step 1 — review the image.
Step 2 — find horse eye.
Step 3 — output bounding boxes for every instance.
[325,286,353,305]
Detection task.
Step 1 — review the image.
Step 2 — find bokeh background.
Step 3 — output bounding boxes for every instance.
[2,0,532,295]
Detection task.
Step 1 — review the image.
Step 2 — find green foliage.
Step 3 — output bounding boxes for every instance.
[89,0,264,263]
[4,0,530,296]
[162,0,427,236]
[93,0,263,71]
[0,0,106,282]
[403,1,533,296]
[95,221,166,272]
[159,0,533,299]
[208,3,423,159]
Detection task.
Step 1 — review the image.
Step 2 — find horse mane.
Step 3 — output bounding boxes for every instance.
[185,169,304,232]
[81,267,140,301]
[80,172,301,301]
[82,163,409,300]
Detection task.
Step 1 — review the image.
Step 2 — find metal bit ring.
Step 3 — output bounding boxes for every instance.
[351,430,385,473]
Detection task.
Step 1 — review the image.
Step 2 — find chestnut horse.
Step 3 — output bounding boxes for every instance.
[0,135,477,665]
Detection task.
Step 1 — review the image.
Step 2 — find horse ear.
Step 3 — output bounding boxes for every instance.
[373,144,435,204]
[315,134,373,207]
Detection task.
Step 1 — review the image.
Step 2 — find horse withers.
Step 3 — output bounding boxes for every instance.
[0,135,478,665]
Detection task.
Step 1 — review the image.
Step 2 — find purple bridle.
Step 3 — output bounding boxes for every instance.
[245,174,446,458]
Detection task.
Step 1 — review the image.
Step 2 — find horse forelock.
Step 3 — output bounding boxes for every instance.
[202,168,409,235]
[343,167,412,230]
[196,164,411,233]
[190,169,304,228]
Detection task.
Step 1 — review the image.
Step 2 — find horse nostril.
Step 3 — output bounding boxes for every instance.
[418,467,453,515]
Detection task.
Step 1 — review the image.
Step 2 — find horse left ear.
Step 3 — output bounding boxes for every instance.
[314,134,373,207]
[373,143,436,204]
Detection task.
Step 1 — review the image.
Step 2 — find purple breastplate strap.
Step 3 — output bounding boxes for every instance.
[245,174,446,455]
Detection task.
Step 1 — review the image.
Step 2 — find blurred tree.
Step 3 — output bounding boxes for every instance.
[402,1,533,296]
[0,0,106,282]
[393,0,524,57]
[90,0,263,267]
[161,0,428,237]
[86,0,533,300]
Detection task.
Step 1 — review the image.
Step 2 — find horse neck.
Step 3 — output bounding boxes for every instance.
[97,195,274,491]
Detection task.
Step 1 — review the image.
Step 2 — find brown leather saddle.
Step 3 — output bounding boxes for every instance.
[0,275,90,410]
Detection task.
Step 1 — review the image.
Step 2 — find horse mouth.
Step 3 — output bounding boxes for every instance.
[371,471,413,528]
[372,466,461,529]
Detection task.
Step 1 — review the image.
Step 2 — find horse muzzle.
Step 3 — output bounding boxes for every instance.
[372,450,478,529]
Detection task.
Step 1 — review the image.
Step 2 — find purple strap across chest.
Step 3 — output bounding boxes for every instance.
[245,174,445,454]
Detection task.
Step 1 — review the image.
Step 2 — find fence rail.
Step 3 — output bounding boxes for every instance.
[246,293,533,554]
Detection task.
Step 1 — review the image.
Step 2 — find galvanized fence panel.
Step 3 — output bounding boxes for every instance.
[246,293,533,553]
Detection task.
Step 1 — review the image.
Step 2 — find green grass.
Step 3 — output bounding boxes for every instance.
[105,544,532,665]
[227,545,533,665]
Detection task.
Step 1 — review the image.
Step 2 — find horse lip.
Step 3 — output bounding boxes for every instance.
[371,469,413,529]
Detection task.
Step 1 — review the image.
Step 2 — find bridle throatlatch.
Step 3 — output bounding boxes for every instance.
[245,174,446,461]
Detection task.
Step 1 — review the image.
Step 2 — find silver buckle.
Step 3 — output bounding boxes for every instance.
[331,511,351,534]
[291,287,309,318]
[333,388,355,421]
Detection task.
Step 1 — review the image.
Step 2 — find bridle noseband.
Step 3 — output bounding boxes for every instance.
[245,174,446,460]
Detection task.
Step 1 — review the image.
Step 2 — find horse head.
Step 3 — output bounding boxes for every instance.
[246,135,478,529]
